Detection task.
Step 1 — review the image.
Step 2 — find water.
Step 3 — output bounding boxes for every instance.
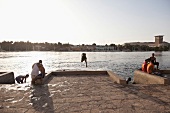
[0,51,170,82]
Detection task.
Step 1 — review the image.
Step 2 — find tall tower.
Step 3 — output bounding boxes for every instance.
[155,35,163,47]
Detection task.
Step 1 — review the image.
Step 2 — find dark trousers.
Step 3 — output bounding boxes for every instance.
[154,62,159,68]
[16,78,23,84]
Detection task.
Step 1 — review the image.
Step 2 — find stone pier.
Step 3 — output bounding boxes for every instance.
[0,71,170,113]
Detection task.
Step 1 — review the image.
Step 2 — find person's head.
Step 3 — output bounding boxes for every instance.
[144,59,147,63]
[144,60,147,64]
[152,53,155,57]
[39,60,42,64]
[25,74,29,78]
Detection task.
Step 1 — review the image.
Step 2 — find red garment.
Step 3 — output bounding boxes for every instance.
[142,62,147,72]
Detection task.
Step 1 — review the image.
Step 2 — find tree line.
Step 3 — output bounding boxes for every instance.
[0,41,169,51]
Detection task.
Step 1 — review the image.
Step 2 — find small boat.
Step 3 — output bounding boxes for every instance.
[134,69,170,85]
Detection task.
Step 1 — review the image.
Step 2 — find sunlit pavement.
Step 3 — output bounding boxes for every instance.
[0,75,170,113]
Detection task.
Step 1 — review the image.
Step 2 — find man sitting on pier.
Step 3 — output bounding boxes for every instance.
[147,60,155,74]
[150,53,159,69]
[31,60,45,85]
[142,59,149,72]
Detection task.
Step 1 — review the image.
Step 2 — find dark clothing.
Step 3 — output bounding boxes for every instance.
[81,53,87,62]
[15,75,24,84]
[153,62,159,66]
[36,73,44,78]
[149,56,159,69]
[152,72,162,77]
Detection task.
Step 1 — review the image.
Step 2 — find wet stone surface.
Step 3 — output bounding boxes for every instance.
[0,75,170,113]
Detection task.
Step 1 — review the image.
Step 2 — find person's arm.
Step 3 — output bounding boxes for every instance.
[41,66,45,78]
[38,64,45,77]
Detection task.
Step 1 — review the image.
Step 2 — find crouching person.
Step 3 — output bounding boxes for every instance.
[31,60,45,85]
[15,74,29,84]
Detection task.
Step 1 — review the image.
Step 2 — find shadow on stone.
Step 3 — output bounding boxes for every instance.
[122,84,170,106]
[30,84,55,113]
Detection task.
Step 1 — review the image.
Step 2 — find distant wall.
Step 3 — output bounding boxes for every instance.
[0,72,15,84]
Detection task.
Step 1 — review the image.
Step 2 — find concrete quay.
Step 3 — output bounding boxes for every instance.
[0,73,170,113]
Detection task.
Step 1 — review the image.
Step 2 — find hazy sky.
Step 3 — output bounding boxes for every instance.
[0,0,170,45]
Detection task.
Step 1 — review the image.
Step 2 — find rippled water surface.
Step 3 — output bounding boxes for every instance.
[0,51,170,81]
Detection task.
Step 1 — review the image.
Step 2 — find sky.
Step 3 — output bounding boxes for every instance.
[0,0,170,45]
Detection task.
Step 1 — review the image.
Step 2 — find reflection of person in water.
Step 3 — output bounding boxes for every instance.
[81,53,87,67]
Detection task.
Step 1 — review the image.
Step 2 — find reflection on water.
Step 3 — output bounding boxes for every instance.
[0,51,170,80]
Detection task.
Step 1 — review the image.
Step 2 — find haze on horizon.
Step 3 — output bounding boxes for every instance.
[0,0,170,45]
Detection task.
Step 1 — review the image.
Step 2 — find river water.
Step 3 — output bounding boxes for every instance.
[0,51,170,81]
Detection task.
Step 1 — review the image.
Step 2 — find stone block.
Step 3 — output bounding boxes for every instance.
[107,71,127,85]
[0,72,15,84]
[134,70,170,85]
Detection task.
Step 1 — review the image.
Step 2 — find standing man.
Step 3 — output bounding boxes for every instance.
[81,53,87,67]
[150,53,159,69]
[31,60,45,84]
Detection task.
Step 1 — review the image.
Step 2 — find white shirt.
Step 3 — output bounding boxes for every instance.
[31,63,40,76]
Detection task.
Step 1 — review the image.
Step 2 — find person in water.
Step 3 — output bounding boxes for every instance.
[81,53,87,67]
[15,74,29,84]
[150,53,159,69]
[31,60,45,84]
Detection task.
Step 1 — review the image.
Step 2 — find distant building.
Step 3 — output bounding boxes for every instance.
[155,35,163,47]
[124,35,169,47]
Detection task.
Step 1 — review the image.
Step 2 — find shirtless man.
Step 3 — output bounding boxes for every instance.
[150,53,159,69]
